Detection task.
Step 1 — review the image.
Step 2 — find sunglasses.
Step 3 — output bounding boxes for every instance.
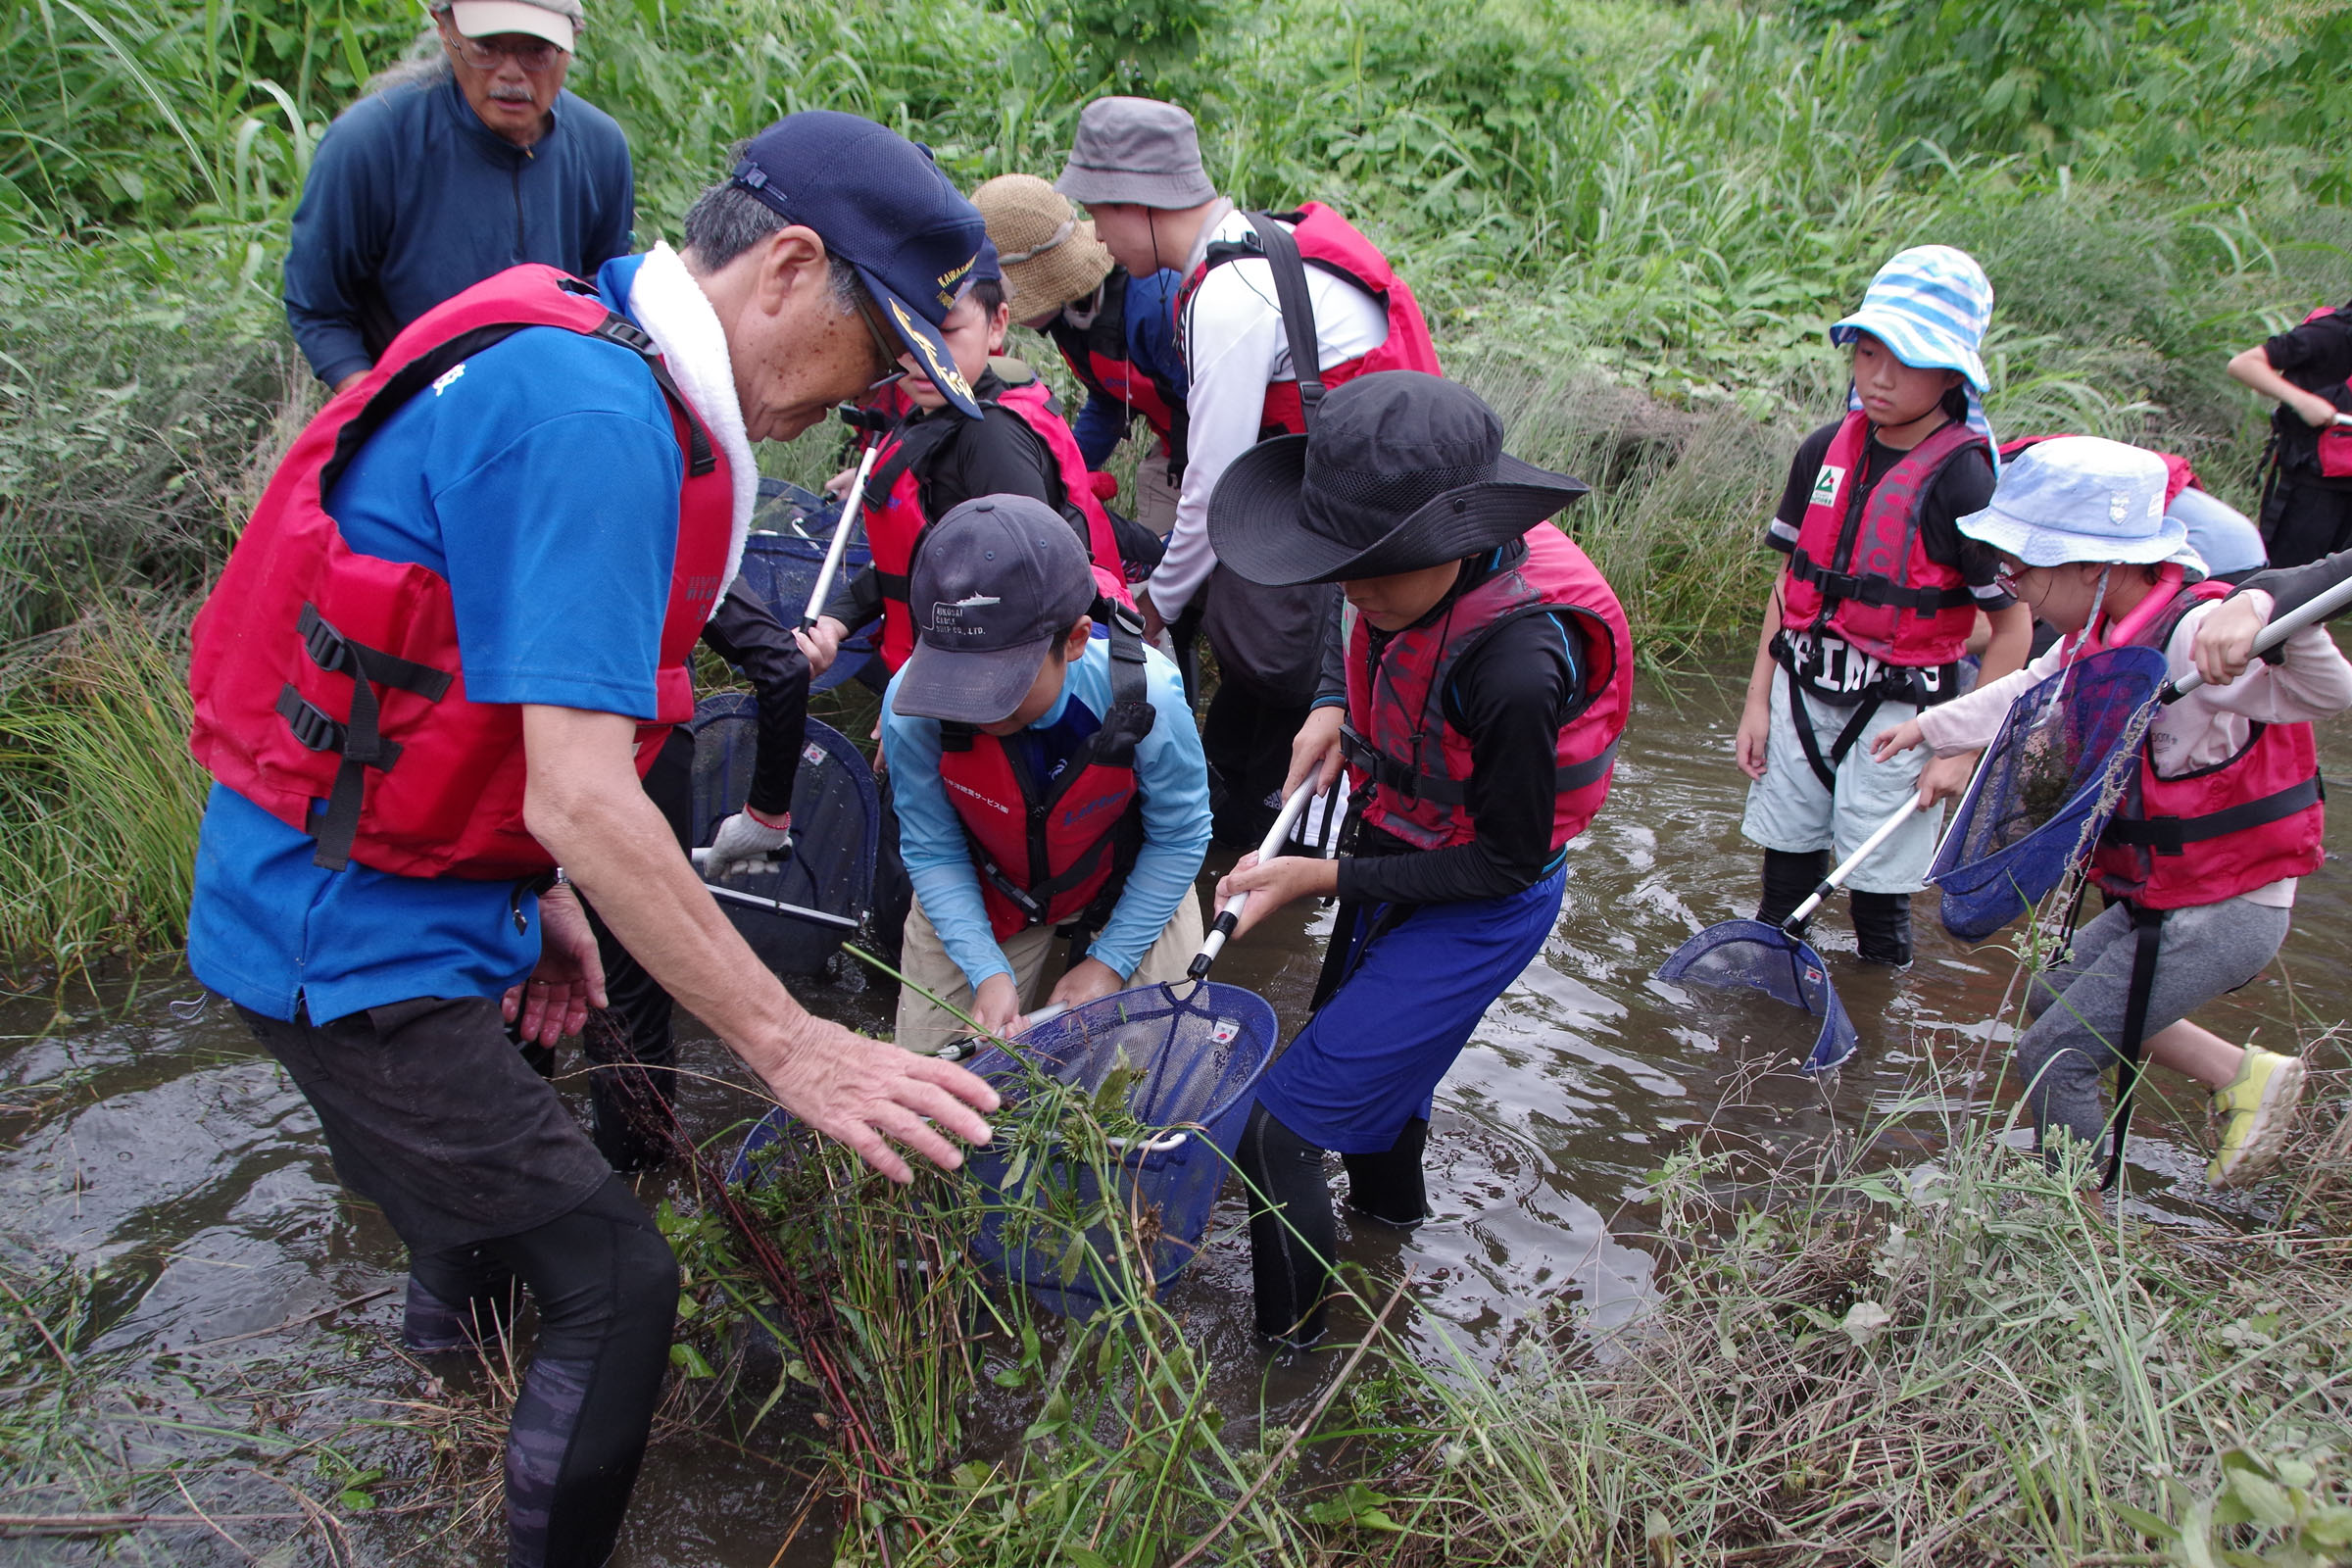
[443,28,565,72]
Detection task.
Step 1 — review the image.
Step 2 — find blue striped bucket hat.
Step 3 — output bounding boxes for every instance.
[1831,245,1994,389]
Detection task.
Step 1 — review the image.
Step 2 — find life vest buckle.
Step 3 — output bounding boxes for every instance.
[275,685,347,755]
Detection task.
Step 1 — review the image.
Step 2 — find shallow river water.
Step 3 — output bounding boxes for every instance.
[3,665,2346,1564]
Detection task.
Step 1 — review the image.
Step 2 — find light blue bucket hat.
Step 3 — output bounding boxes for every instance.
[1957,436,2186,567]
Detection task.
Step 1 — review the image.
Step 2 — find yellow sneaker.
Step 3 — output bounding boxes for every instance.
[2207,1049,2306,1188]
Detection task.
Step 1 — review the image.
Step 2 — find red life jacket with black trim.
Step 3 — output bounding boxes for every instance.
[2086,580,2327,909]
[2280,304,2352,478]
[859,374,1133,672]
[1045,270,1188,464]
[1179,204,1442,439]
[187,264,732,880]
[935,615,1154,941]
[2001,433,2203,506]
[1779,412,1986,667]
[1340,527,1632,853]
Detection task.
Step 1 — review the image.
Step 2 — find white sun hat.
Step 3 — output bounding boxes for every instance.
[1957,435,2185,566]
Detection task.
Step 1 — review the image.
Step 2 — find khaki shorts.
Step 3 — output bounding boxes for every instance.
[893,886,1207,1054]
[1738,666,1945,895]
[1131,438,1180,540]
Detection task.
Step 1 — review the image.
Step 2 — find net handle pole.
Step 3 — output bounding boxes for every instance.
[2162,572,2352,702]
[1188,781,1320,979]
[1782,797,1921,935]
[689,861,860,930]
[802,411,880,629]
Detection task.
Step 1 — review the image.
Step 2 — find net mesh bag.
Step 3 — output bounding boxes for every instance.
[689,696,877,975]
[1928,645,2168,942]
[1654,921,1857,1074]
[739,479,877,694]
[959,981,1279,1318]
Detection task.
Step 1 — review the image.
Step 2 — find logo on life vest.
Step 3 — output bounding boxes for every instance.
[944,776,1011,813]
[1809,465,1845,510]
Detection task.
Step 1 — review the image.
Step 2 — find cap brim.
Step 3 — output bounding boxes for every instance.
[891,635,1054,724]
[446,0,574,49]
[864,270,984,420]
[1830,309,1988,393]
[1958,505,2189,568]
[1054,165,1219,210]
[1207,440,1590,586]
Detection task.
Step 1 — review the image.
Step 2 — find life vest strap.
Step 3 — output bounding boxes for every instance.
[279,603,454,872]
[2103,774,2324,856]
[1341,726,1618,807]
[1788,549,1978,614]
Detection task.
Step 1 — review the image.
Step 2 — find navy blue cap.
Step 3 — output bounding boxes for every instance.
[892,496,1099,724]
[731,112,987,419]
[972,237,1003,286]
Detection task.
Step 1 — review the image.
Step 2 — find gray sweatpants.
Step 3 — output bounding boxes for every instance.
[2017,896,2289,1159]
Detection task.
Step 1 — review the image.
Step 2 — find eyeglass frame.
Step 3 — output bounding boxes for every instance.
[433,12,570,72]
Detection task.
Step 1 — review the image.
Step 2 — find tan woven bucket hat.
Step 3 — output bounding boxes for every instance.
[973,173,1115,322]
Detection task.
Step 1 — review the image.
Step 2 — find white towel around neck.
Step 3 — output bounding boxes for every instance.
[619,242,759,609]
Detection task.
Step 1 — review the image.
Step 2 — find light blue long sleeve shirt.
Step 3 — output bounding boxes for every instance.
[882,636,1210,990]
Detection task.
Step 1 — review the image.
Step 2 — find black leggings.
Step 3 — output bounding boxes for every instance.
[408,1176,679,1568]
[1757,848,1912,965]
[1236,1102,1429,1348]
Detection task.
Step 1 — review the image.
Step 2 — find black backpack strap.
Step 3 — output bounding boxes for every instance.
[1242,211,1328,431]
[2100,903,2169,1192]
[861,416,961,604]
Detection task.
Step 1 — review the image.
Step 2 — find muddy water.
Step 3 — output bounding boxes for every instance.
[4,668,2347,1564]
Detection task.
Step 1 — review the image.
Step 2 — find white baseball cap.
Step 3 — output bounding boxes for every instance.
[441,0,581,51]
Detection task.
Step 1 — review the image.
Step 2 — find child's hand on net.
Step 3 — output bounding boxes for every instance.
[2191,592,2273,687]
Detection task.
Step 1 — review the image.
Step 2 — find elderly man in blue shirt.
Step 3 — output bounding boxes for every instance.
[283,0,635,393]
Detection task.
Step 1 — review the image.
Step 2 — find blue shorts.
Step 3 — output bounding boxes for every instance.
[1255,862,1567,1153]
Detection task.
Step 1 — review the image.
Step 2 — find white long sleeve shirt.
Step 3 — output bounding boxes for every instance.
[1152,203,1391,622]
[1917,590,2352,906]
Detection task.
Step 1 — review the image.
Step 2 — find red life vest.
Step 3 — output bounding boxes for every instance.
[2001,433,2203,506]
[2287,304,2352,478]
[858,373,1133,672]
[1179,204,1442,439]
[186,265,732,880]
[935,618,1154,941]
[1341,526,1633,853]
[1779,412,1986,667]
[2087,580,2327,909]
[1045,270,1188,462]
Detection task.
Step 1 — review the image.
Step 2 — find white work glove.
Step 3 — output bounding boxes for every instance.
[703,807,792,881]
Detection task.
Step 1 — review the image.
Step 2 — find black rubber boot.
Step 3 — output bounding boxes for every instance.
[1343,1117,1431,1229]
[1757,849,1829,928]
[1851,890,1914,966]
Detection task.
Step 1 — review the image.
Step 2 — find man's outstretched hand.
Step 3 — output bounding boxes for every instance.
[756,1018,1000,1185]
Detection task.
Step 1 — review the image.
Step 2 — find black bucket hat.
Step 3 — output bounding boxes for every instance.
[1205,372,1590,586]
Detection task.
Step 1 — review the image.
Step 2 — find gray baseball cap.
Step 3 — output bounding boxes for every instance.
[892,497,1100,725]
[1055,97,1218,209]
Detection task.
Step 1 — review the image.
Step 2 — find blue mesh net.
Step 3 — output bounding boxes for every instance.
[689,696,877,975]
[1655,920,1857,1074]
[1929,645,2168,942]
[960,981,1278,1318]
[741,478,879,694]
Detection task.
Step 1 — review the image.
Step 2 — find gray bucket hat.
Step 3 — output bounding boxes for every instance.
[1055,97,1218,209]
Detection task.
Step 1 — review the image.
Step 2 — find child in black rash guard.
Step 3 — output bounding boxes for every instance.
[1203,372,1633,1348]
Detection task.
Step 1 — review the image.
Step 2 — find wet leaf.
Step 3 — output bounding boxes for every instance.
[1303,1483,1402,1532]
[668,1343,713,1379]
[2225,1468,2297,1530]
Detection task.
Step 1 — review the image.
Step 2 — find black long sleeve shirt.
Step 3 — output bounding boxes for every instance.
[702,583,809,818]
[1318,546,1592,906]
[821,371,1063,631]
